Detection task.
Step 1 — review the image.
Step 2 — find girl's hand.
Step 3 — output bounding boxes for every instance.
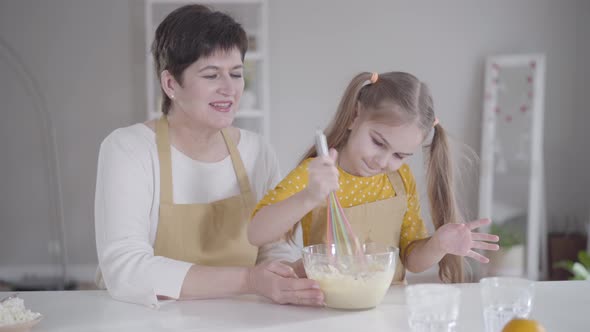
[303,148,339,205]
[432,218,500,263]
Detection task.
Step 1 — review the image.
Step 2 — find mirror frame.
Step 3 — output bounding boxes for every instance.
[478,54,547,280]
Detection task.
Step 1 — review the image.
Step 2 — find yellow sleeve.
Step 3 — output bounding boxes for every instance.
[398,165,429,261]
[251,159,312,218]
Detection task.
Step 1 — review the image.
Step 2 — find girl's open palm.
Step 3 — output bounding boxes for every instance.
[433,218,500,263]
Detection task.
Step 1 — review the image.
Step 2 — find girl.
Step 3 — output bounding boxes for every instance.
[248,71,499,283]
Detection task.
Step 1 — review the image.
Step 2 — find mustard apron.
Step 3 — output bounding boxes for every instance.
[153,116,258,266]
[305,171,408,283]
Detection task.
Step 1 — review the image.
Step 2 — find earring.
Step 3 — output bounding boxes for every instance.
[170,94,175,99]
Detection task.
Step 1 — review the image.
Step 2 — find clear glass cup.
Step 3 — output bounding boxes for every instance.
[480,277,535,332]
[405,284,461,332]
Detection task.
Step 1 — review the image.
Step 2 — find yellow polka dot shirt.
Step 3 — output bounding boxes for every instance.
[252,159,429,258]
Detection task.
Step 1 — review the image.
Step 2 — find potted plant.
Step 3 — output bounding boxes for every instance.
[486,222,526,277]
[548,216,588,280]
[555,250,590,280]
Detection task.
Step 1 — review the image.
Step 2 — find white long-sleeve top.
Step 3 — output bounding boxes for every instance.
[94,123,301,307]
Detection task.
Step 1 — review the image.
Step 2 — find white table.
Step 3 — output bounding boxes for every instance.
[2,281,588,331]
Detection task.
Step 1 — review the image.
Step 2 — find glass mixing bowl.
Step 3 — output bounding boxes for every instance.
[302,243,398,309]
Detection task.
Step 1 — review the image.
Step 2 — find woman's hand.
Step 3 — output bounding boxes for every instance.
[302,148,339,206]
[282,259,307,278]
[432,218,500,263]
[248,260,324,306]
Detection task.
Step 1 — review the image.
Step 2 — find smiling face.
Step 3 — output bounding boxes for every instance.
[338,104,425,177]
[163,47,245,129]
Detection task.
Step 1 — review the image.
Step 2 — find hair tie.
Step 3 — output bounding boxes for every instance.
[433,117,439,127]
[370,72,379,84]
[362,72,379,87]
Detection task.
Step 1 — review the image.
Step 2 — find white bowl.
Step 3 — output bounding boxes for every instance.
[0,315,43,332]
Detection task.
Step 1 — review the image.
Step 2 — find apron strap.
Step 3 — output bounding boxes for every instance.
[156,116,174,205]
[156,117,254,207]
[386,171,407,196]
[220,129,255,208]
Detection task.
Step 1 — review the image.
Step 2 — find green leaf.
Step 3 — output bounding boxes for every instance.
[554,260,574,272]
[489,223,524,249]
[578,251,590,269]
[572,262,590,280]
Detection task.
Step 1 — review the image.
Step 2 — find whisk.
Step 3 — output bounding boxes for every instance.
[315,130,364,257]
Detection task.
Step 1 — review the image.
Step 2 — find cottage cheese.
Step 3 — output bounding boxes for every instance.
[0,297,41,326]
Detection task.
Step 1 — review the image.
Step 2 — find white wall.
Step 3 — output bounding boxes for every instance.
[573,1,590,223]
[268,0,587,226]
[0,0,587,281]
[0,0,146,279]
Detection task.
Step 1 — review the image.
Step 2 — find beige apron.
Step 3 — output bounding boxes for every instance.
[153,116,258,266]
[305,171,408,283]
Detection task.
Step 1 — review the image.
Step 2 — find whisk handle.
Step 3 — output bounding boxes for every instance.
[315,130,329,157]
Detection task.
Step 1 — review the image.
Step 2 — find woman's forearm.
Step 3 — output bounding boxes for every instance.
[179,265,251,299]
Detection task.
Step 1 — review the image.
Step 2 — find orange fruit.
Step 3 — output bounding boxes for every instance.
[502,318,546,332]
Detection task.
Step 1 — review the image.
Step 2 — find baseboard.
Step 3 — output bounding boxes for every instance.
[0,264,97,283]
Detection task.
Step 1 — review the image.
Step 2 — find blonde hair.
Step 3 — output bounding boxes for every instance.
[293,71,465,283]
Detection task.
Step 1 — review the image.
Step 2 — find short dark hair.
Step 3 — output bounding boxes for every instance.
[151,4,248,114]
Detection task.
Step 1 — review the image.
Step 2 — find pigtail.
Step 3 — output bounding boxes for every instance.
[426,124,465,283]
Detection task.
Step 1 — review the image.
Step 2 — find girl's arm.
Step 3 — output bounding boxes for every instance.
[248,189,318,246]
[248,149,340,247]
[405,219,499,273]
[403,237,445,273]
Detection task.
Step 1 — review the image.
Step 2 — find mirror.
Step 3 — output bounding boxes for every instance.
[478,54,547,280]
